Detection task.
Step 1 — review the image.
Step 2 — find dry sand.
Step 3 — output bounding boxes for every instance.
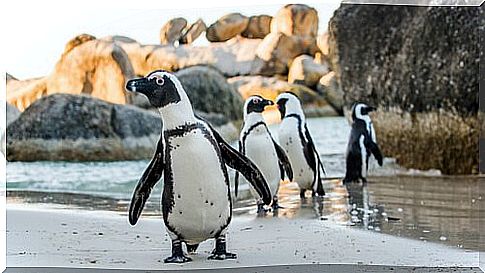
[6,205,481,270]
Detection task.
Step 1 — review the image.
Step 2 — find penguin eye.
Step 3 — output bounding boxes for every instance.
[155,77,165,86]
[252,98,259,104]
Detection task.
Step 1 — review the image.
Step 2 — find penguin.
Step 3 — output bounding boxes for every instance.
[235,95,293,213]
[343,102,383,184]
[125,70,271,263]
[275,92,326,199]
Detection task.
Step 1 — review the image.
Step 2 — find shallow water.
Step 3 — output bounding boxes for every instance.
[6,117,484,251]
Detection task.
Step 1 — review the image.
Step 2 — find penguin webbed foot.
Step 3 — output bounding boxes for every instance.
[271,198,283,211]
[208,236,237,260]
[164,254,192,263]
[208,252,237,260]
[256,200,269,215]
[164,240,192,263]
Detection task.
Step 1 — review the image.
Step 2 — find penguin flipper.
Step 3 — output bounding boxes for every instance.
[234,140,243,197]
[208,125,272,205]
[128,139,164,225]
[365,137,383,166]
[303,124,325,196]
[271,139,293,181]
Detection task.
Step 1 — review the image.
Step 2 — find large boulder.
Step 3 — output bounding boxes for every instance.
[179,19,207,44]
[6,94,238,161]
[7,76,47,111]
[255,33,318,76]
[206,13,249,42]
[241,15,272,39]
[270,4,319,38]
[6,94,160,161]
[328,5,480,174]
[288,54,329,87]
[6,103,20,126]
[112,37,265,77]
[1,103,21,156]
[316,71,344,115]
[160,18,187,45]
[175,66,243,120]
[316,32,330,56]
[7,37,138,110]
[47,39,136,105]
[63,34,97,55]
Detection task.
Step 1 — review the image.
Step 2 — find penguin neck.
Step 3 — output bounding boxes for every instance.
[159,94,197,131]
[283,108,305,123]
[356,113,372,127]
[243,112,265,131]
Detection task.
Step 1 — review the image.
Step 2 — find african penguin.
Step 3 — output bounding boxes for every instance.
[276,92,326,199]
[125,70,271,263]
[343,102,383,184]
[236,95,293,214]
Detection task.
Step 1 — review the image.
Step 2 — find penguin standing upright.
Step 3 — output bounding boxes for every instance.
[125,70,271,263]
[236,95,293,213]
[343,102,383,184]
[275,92,326,198]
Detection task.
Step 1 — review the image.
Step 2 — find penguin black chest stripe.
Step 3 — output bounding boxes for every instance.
[161,121,232,240]
[241,121,266,152]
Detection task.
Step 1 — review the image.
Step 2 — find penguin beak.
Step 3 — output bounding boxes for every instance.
[366,106,376,113]
[126,77,149,93]
[263,99,274,108]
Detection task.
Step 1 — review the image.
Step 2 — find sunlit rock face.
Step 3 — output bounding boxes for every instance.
[328,5,480,174]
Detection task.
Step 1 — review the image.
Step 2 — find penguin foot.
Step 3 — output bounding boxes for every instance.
[186,243,199,254]
[271,199,284,211]
[299,189,306,199]
[209,235,236,260]
[164,254,192,263]
[208,252,237,260]
[165,240,192,263]
[256,203,268,215]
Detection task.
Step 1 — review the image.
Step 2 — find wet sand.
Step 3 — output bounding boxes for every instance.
[7,206,480,270]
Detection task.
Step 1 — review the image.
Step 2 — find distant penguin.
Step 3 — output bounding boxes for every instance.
[236,95,293,213]
[276,92,326,198]
[125,70,271,263]
[343,102,383,184]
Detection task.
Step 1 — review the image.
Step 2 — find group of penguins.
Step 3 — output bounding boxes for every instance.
[125,70,383,263]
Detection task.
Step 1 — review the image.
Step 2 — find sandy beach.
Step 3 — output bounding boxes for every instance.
[6,205,481,271]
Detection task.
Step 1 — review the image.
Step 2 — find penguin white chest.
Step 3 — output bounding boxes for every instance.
[243,127,280,197]
[165,129,231,244]
[278,119,314,189]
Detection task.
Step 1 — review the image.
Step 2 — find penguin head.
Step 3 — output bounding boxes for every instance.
[125,70,184,108]
[244,95,274,117]
[276,92,303,119]
[351,102,376,121]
